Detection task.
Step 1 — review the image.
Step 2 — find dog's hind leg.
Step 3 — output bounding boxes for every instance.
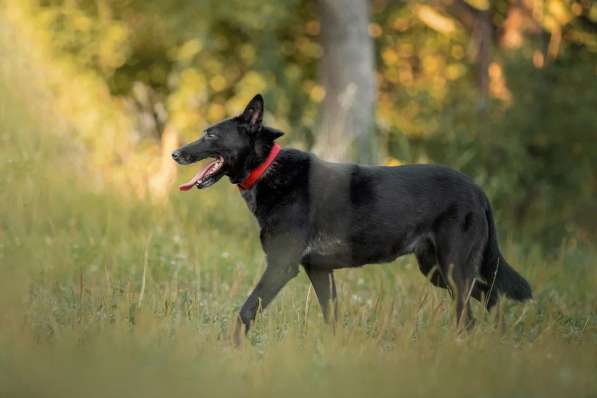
[415,238,451,294]
[434,213,487,329]
[415,238,491,306]
[304,266,337,323]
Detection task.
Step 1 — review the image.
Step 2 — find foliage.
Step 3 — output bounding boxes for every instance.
[3,0,595,245]
[423,48,597,246]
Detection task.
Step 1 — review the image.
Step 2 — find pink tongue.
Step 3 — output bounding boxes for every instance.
[178,159,219,192]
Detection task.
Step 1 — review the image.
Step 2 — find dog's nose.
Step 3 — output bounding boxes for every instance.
[172,150,182,161]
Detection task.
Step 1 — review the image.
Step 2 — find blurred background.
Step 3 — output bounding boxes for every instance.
[1,0,595,245]
[0,1,596,397]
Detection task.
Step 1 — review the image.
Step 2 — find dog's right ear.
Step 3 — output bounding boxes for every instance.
[239,94,264,133]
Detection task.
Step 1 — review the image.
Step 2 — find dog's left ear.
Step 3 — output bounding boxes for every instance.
[260,127,284,141]
[240,94,264,132]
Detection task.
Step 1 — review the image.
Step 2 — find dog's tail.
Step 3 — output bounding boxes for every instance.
[482,202,532,305]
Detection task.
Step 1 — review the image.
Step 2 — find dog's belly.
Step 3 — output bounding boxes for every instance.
[300,232,413,269]
[301,234,350,268]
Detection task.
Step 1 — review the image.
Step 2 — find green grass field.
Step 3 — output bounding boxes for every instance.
[1,66,596,398]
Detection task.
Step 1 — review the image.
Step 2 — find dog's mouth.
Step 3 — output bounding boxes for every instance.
[178,156,225,191]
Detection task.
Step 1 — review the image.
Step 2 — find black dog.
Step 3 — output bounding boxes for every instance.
[172,94,532,337]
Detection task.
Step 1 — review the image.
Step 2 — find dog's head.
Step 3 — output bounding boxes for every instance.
[172,94,284,190]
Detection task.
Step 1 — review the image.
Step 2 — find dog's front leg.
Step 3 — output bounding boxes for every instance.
[235,260,299,343]
[304,267,337,323]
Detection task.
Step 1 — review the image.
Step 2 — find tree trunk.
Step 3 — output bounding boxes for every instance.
[473,9,491,109]
[435,0,492,109]
[315,0,377,163]
[148,125,179,201]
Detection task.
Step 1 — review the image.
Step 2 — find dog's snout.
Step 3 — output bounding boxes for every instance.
[172,150,183,161]
[172,150,194,164]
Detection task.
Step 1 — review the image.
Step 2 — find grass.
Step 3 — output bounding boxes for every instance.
[1,54,596,398]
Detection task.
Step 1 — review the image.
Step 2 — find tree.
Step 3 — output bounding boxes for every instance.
[315,0,377,163]
[434,0,492,108]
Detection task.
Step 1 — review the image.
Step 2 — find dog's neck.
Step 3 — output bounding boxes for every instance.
[238,143,281,190]
[238,148,284,216]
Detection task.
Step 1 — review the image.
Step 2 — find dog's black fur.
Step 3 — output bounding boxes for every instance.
[173,94,532,336]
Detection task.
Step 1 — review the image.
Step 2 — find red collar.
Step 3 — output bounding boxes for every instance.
[238,143,281,190]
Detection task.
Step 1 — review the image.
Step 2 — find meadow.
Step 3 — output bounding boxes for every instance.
[1,59,596,398]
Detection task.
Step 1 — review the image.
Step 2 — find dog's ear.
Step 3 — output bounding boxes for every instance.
[254,127,284,158]
[260,127,284,141]
[239,94,264,133]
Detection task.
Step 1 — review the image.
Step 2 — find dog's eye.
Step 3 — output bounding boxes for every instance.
[205,131,216,139]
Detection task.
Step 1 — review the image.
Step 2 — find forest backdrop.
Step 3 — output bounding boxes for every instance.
[2,0,596,245]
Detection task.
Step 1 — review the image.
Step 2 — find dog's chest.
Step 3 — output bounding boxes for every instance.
[240,187,257,213]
